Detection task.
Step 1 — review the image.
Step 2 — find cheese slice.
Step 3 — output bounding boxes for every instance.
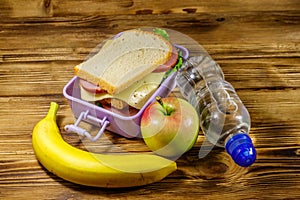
[80,72,166,109]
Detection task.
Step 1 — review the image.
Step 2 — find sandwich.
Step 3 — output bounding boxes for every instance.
[75,28,183,113]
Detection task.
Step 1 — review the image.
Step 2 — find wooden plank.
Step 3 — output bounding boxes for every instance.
[0,62,75,96]
[1,12,299,59]
[1,0,299,18]
[1,11,299,48]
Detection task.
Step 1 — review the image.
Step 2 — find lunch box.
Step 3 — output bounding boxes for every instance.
[63,44,189,141]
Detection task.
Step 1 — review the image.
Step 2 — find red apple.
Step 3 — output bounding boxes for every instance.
[141,96,199,158]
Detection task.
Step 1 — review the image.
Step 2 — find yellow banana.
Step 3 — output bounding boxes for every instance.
[32,102,177,188]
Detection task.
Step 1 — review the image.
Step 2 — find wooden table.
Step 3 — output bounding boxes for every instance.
[1,0,300,199]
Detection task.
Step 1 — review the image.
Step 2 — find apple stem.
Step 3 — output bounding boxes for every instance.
[156,96,173,116]
[156,96,164,106]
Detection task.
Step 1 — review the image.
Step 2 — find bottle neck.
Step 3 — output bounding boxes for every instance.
[209,127,248,147]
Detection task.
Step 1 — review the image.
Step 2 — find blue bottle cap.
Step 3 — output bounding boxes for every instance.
[225,133,256,167]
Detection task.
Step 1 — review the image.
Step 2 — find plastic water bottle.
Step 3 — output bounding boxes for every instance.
[176,55,256,167]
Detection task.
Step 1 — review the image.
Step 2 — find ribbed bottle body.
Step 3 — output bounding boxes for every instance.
[176,56,250,147]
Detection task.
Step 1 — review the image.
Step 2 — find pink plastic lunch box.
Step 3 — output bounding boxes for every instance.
[63,44,188,141]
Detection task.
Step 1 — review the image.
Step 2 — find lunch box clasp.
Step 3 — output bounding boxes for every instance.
[64,110,110,142]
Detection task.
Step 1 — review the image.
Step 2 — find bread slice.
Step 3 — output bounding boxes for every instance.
[74,29,173,94]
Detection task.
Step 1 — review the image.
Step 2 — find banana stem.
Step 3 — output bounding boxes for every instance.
[46,102,59,120]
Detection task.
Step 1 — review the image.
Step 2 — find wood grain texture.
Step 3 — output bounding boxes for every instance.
[1,0,300,199]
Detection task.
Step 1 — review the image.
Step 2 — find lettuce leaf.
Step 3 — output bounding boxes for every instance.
[153,28,169,41]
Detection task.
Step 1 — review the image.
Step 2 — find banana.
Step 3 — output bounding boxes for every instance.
[32,102,177,188]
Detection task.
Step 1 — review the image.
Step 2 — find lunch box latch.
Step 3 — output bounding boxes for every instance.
[64,110,110,142]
